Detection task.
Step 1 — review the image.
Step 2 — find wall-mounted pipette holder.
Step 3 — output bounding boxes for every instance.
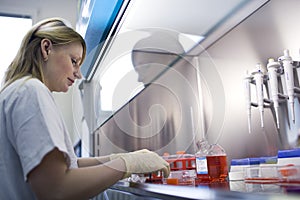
[244,49,300,133]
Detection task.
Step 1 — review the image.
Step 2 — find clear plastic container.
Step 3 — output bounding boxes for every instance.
[278,165,300,184]
[163,170,196,186]
[165,153,196,171]
[229,158,250,181]
[243,156,280,184]
[244,165,279,184]
[161,152,197,186]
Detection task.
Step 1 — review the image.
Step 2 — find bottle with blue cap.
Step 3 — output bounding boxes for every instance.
[229,158,250,181]
[277,148,300,166]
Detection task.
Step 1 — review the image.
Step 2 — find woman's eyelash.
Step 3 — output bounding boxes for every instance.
[71,59,77,65]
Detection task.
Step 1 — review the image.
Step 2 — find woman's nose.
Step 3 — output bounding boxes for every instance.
[74,69,82,79]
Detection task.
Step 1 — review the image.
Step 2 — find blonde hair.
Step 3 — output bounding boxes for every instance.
[3,17,86,89]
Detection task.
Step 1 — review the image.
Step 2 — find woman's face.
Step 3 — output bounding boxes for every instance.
[42,41,83,92]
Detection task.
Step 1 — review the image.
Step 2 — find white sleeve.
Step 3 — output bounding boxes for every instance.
[6,79,75,180]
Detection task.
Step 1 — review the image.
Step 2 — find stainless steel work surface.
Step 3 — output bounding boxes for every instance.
[104,181,300,200]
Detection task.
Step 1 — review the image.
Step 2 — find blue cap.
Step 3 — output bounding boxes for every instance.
[259,156,277,164]
[278,148,300,158]
[231,158,250,165]
[249,157,260,165]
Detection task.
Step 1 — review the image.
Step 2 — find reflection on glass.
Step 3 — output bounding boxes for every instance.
[95,53,203,155]
[91,0,261,125]
[96,28,190,114]
[131,30,185,86]
[99,54,143,111]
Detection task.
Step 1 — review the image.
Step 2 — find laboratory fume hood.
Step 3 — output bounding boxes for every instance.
[77,0,300,199]
[77,0,270,157]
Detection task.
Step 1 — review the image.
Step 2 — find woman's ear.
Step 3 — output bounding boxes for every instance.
[41,39,52,61]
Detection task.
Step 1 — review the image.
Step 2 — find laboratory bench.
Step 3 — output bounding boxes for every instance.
[93,180,300,200]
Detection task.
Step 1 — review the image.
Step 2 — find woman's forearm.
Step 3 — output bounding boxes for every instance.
[77,156,111,167]
[28,149,126,200]
[62,158,126,199]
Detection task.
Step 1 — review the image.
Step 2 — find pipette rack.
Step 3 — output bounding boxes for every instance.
[244,49,300,132]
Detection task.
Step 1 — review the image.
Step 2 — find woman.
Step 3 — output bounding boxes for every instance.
[0,18,170,200]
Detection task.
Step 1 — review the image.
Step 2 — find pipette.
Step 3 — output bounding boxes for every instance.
[278,49,295,123]
[267,58,281,129]
[252,64,265,128]
[244,70,252,133]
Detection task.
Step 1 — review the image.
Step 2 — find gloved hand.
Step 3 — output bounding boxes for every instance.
[109,149,150,161]
[113,150,170,179]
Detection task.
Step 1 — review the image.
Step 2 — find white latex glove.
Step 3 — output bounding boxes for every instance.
[109,149,151,161]
[118,150,170,178]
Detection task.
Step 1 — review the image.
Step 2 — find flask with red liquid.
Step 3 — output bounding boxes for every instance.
[206,143,228,182]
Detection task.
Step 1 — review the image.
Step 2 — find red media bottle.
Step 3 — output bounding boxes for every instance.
[207,144,228,182]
